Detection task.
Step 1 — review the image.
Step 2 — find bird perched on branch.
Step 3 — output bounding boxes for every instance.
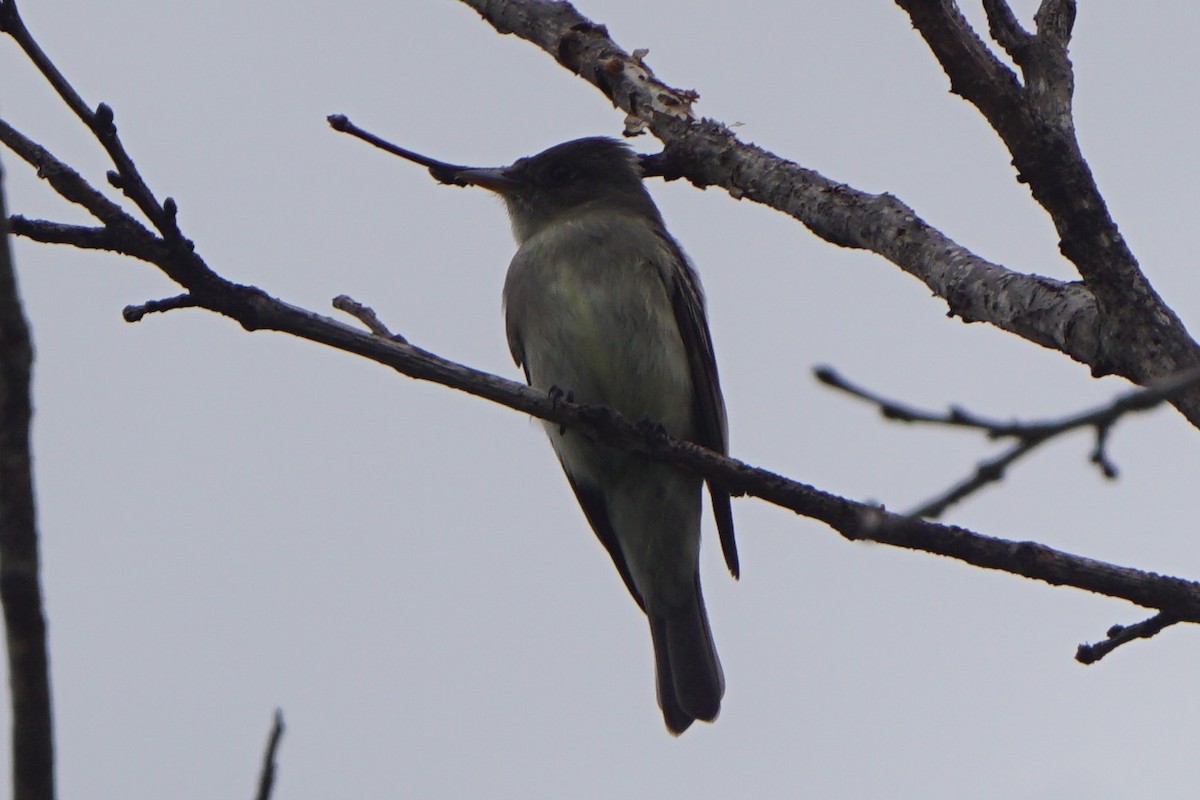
[449,137,738,734]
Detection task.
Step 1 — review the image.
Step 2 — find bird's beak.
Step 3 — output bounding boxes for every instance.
[447,166,523,194]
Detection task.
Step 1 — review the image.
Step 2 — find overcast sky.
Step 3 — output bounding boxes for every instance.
[3,1,1200,797]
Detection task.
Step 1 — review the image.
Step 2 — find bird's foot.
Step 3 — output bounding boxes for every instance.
[636,418,670,447]
[548,385,575,436]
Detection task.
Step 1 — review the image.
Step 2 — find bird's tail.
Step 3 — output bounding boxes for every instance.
[648,575,724,735]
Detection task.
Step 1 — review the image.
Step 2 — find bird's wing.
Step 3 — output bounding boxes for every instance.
[504,319,531,385]
[658,234,739,579]
[561,468,646,611]
[503,258,645,608]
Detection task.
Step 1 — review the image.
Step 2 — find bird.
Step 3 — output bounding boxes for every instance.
[449,137,737,734]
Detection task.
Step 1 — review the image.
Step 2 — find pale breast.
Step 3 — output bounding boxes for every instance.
[503,211,695,438]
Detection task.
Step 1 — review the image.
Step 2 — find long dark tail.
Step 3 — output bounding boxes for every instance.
[648,575,723,735]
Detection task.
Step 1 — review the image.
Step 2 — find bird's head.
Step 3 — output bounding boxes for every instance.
[450,137,660,242]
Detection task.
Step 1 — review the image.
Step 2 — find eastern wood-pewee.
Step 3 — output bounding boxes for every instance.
[451,137,738,735]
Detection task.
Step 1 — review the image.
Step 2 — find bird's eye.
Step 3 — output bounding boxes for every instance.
[544,163,574,187]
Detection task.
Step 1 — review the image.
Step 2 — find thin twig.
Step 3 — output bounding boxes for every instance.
[815,366,1011,432]
[122,293,199,322]
[253,709,285,800]
[327,115,468,185]
[1076,612,1180,665]
[817,365,1200,517]
[0,1,197,253]
[0,119,135,229]
[906,440,1035,519]
[0,2,167,234]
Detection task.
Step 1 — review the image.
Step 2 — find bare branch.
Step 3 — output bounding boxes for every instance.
[908,441,1033,519]
[0,116,228,296]
[327,114,469,185]
[8,217,116,251]
[8,132,1200,624]
[454,0,1200,426]
[815,366,1011,432]
[981,0,1033,63]
[332,294,408,343]
[8,215,169,264]
[0,154,55,800]
[818,366,1200,517]
[0,118,137,230]
[5,0,1200,664]
[819,365,1200,442]
[0,1,179,238]
[1076,612,1179,665]
[892,0,1200,397]
[1088,422,1117,479]
[337,104,1103,377]
[0,1,93,123]
[253,710,285,800]
[1034,0,1076,48]
[122,293,199,322]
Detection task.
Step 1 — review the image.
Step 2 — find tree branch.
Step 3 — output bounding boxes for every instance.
[0,0,179,238]
[0,153,55,800]
[453,0,1101,350]
[1076,612,1180,665]
[981,0,1033,64]
[7,125,1200,628]
[3,0,1199,669]
[893,0,1200,403]
[332,295,408,343]
[253,710,285,800]
[453,0,1200,426]
[817,365,1200,517]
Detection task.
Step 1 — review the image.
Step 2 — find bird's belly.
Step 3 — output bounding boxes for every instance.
[503,212,699,493]
[523,281,693,436]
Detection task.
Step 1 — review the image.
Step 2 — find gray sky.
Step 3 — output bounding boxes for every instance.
[3,1,1200,797]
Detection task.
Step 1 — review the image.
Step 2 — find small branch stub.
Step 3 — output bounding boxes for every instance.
[1076,612,1179,664]
[332,294,408,343]
[122,293,198,322]
[253,709,285,800]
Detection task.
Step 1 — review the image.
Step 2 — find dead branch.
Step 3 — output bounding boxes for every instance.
[1077,612,1181,665]
[817,366,1200,517]
[0,0,1195,697]
[893,0,1200,402]
[253,710,285,800]
[4,114,1200,630]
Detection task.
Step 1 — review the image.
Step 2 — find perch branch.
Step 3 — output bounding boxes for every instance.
[7,130,1200,623]
[7,126,1200,627]
[3,0,1199,668]
[342,19,1107,376]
